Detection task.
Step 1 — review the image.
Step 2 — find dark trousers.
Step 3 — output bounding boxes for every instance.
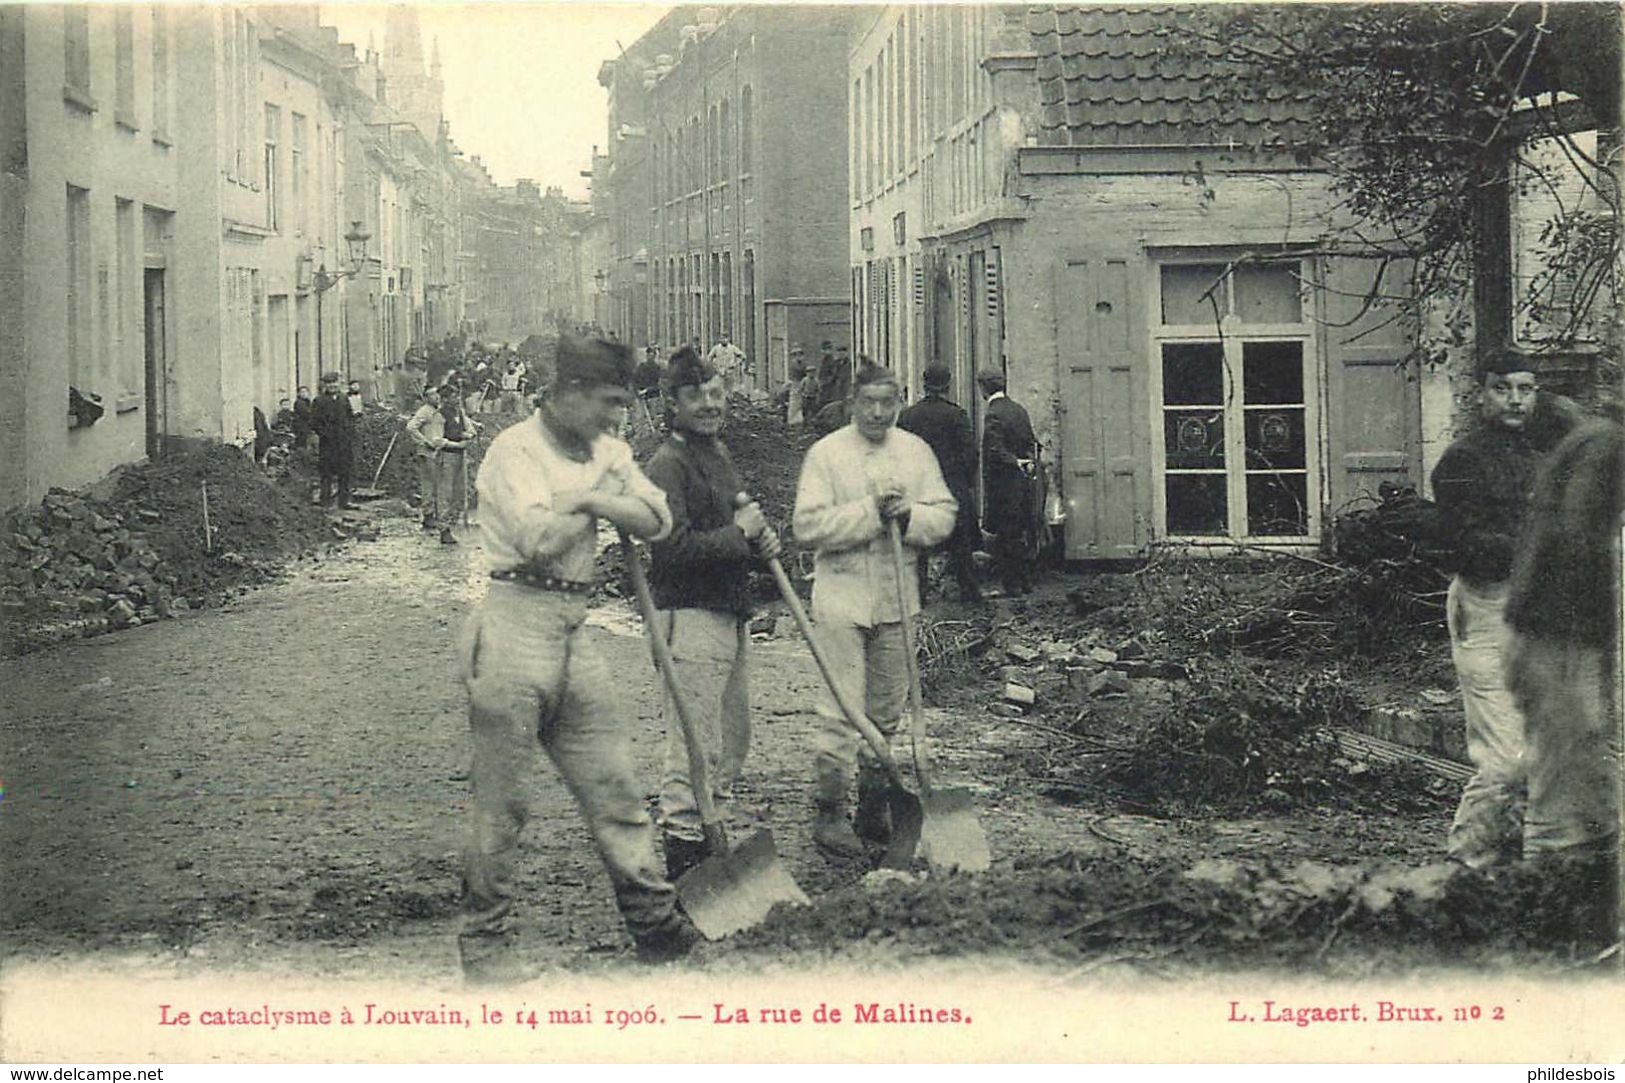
[990,527,1034,595]
[918,535,982,603]
[319,460,352,507]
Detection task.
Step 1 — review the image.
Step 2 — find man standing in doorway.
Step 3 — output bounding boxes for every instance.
[792,362,957,857]
[643,347,781,879]
[1430,353,1579,868]
[458,335,699,980]
[899,362,982,604]
[976,368,1038,596]
[311,372,355,508]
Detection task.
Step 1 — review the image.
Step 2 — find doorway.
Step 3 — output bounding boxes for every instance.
[142,268,166,458]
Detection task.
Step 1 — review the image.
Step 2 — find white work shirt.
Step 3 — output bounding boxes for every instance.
[792,424,957,628]
[476,411,673,581]
[406,403,447,454]
[706,343,746,374]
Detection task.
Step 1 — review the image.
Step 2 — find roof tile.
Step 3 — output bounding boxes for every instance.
[1028,3,1315,148]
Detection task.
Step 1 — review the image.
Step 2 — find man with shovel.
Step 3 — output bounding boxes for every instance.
[457,335,700,980]
[643,347,782,880]
[792,361,958,857]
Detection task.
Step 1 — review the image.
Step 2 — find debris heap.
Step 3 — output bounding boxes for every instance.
[1,443,333,655]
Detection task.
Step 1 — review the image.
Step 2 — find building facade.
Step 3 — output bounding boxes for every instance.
[599,5,854,389]
[1,4,489,508]
[851,5,1426,558]
[2,3,186,507]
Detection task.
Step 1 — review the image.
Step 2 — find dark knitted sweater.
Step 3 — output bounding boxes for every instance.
[644,432,756,617]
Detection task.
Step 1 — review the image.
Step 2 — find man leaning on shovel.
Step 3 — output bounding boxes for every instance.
[643,347,783,880]
[457,335,701,982]
[792,361,957,857]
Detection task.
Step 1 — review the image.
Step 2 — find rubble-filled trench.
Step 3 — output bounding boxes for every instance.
[1,400,1616,981]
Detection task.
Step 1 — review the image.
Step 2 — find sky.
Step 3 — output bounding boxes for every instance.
[320,2,668,198]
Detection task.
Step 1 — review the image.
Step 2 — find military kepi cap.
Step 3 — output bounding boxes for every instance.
[1477,350,1540,380]
[555,335,635,389]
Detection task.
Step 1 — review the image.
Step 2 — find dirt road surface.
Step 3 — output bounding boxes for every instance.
[1,510,1462,986]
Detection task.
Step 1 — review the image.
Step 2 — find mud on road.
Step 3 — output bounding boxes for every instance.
[0,509,1611,986]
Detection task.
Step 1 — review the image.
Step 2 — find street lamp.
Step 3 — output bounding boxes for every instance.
[312,221,372,378]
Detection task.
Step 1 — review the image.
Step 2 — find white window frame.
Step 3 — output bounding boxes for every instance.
[1147,256,1322,548]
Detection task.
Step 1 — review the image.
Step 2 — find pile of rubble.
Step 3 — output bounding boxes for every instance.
[1,443,334,655]
[982,627,1188,719]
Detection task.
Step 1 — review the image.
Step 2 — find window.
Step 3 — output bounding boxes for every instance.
[114,7,135,125]
[66,185,91,394]
[63,5,90,101]
[116,198,138,395]
[291,113,306,235]
[742,250,755,361]
[1154,261,1316,540]
[721,251,733,339]
[151,6,170,138]
[1513,128,1615,344]
[740,86,753,174]
[264,104,279,231]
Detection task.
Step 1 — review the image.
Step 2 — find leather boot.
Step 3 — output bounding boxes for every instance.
[633,911,703,963]
[813,800,864,857]
[812,764,863,857]
[853,762,892,844]
[663,833,709,882]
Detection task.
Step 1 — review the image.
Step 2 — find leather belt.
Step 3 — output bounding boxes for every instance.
[489,568,595,594]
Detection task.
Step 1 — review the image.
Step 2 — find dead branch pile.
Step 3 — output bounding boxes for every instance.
[1139,484,1449,659]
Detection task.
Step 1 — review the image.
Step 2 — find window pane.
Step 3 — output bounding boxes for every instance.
[1160,263,1226,325]
[1166,474,1229,535]
[1244,408,1306,469]
[1234,263,1302,324]
[1164,410,1225,469]
[1246,473,1308,536]
[1242,340,1304,403]
[1162,342,1223,405]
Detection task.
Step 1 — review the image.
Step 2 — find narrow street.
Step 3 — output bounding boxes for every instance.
[1,506,1460,985]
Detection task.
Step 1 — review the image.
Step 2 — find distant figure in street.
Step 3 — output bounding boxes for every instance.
[405,384,465,544]
[311,372,355,508]
[500,361,524,413]
[784,347,809,427]
[1430,352,1580,868]
[976,368,1039,596]
[706,333,747,396]
[347,380,365,418]
[438,374,479,539]
[792,361,957,857]
[252,406,274,467]
[292,386,314,450]
[899,362,982,603]
[1505,419,1623,866]
[273,396,296,433]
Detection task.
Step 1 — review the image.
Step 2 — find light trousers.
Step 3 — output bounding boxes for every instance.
[458,582,678,955]
[654,608,751,842]
[1445,576,1527,868]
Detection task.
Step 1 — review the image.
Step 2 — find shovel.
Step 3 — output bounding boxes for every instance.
[886,519,992,874]
[761,549,925,870]
[350,430,399,502]
[735,490,925,869]
[618,532,810,938]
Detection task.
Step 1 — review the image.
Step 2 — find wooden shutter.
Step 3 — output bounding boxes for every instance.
[1319,256,1422,519]
[1057,254,1147,559]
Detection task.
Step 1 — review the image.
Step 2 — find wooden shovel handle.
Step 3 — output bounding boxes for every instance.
[763,554,910,789]
[886,519,934,796]
[619,532,727,850]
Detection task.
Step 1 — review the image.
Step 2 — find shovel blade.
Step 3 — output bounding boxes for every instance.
[920,788,991,874]
[879,789,924,871]
[676,829,810,939]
